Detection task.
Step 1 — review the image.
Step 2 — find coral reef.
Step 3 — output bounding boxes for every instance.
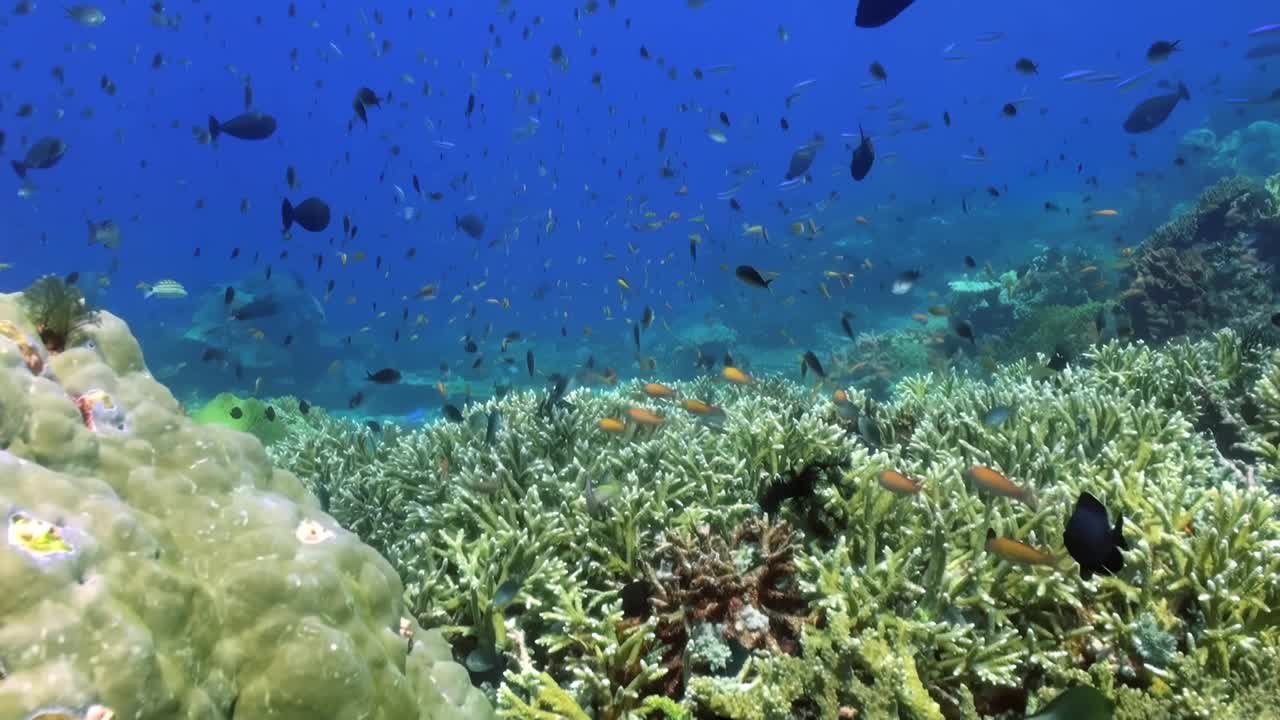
[261,330,1280,719]
[0,292,492,720]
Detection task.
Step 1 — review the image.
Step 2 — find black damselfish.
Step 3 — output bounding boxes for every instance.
[1063,491,1127,580]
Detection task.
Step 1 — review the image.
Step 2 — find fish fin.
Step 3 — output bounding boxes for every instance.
[208,115,220,141]
[11,160,25,178]
[1113,513,1127,550]
[1077,491,1106,514]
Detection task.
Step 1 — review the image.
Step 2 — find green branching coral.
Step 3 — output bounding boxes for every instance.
[263,335,1280,719]
[19,274,99,353]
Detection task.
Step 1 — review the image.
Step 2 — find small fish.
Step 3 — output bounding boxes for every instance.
[877,469,922,495]
[735,265,773,289]
[802,350,825,378]
[840,312,856,340]
[366,367,401,384]
[455,213,485,239]
[965,465,1035,508]
[526,350,535,377]
[953,320,976,344]
[1123,82,1189,133]
[1024,687,1114,720]
[1090,208,1120,217]
[626,407,664,426]
[1014,57,1038,74]
[229,406,244,420]
[299,400,311,415]
[1063,492,1125,580]
[641,305,655,329]
[985,529,1056,567]
[854,0,917,28]
[1001,102,1018,117]
[208,112,276,141]
[65,4,106,26]
[892,270,920,295]
[86,219,122,249]
[1146,39,1180,63]
[849,125,875,181]
[721,366,752,385]
[598,417,627,433]
[442,404,464,423]
[982,406,1012,427]
[868,61,888,82]
[224,286,235,305]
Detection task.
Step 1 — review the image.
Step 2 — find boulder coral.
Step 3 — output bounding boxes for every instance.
[0,292,493,720]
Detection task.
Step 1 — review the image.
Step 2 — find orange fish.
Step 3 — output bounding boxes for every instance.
[985,529,1056,566]
[965,465,1036,508]
[1090,208,1119,217]
[680,398,721,415]
[832,389,849,403]
[643,382,677,398]
[626,407,665,426]
[598,417,627,433]
[721,366,753,385]
[877,469,923,495]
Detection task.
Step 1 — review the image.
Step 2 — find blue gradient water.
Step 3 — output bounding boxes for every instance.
[1,0,1275,417]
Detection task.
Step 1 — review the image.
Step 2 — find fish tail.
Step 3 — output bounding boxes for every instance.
[1178,82,1190,102]
[11,160,25,178]
[208,115,220,141]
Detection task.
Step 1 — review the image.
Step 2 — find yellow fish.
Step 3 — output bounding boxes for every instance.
[616,277,631,290]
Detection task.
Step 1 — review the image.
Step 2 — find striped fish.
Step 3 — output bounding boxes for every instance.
[142,279,188,300]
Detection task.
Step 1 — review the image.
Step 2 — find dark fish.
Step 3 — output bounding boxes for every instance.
[657,127,668,151]
[953,320,976,344]
[620,579,653,620]
[208,112,276,141]
[963,255,976,268]
[802,350,825,378]
[230,406,243,419]
[632,323,641,351]
[526,349,535,377]
[854,0,916,28]
[735,265,772,289]
[1122,82,1189,133]
[352,99,368,126]
[443,404,464,423]
[230,296,279,321]
[868,61,888,82]
[299,399,311,415]
[785,139,820,180]
[1001,102,1017,117]
[1024,686,1115,720]
[282,197,331,232]
[849,125,874,181]
[1063,491,1126,580]
[355,86,380,107]
[224,286,235,305]
[348,392,364,409]
[265,406,277,422]
[641,305,655,329]
[1014,57,1038,74]
[456,214,485,239]
[366,420,383,433]
[367,367,402,384]
[840,312,855,340]
[11,136,67,178]
[465,93,476,118]
[1146,40,1180,63]
[982,406,1012,427]
[64,271,80,286]
[891,269,920,295]
[1047,344,1070,371]
[485,409,501,445]
[943,110,951,127]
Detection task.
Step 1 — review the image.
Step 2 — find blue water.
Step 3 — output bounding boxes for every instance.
[2,0,1276,416]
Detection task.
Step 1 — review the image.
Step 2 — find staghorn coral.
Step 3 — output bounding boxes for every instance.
[261,332,1280,720]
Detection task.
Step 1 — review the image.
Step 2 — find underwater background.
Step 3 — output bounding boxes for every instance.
[4,0,1280,719]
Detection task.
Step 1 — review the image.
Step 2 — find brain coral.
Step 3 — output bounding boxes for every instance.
[0,293,492,720]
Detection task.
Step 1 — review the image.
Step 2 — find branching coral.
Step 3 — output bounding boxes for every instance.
[261,334,1280,720]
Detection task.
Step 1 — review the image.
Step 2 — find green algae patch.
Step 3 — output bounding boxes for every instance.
[190,391,287,446]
